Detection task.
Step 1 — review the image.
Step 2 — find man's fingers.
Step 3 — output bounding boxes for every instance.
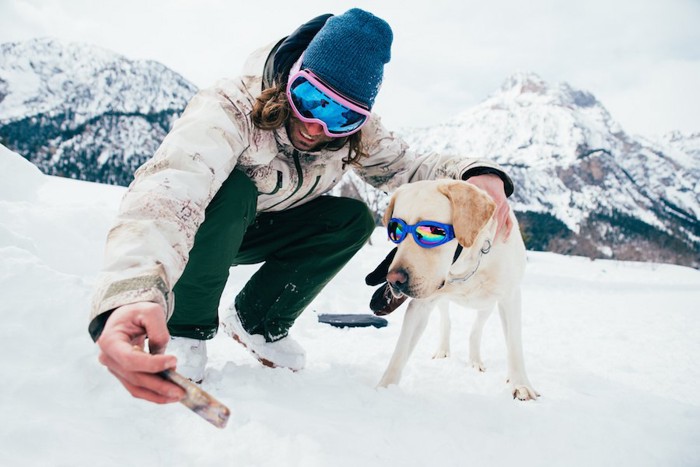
[107,368,183,404]
[98,336,178,386]
[95,303,183,404]
[504,213,513,239]
[101,351,185,402]
[114,338,177,373]
[135,307,170,355]
[465,173,512,242]
[498,203,513,241]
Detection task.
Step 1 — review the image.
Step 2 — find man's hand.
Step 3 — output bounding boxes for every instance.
[466,173,513,240]
[96,302,185,404]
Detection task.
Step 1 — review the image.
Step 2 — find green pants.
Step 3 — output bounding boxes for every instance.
[167,169,375,342]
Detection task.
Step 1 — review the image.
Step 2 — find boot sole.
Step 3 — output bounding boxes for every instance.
[222,321,302,372]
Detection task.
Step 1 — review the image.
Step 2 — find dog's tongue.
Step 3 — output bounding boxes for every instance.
[370,283,408,316]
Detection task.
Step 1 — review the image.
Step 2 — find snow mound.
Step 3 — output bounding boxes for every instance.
[0,144,46,201]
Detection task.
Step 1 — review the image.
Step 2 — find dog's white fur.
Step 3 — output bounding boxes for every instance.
[377,179,539,400]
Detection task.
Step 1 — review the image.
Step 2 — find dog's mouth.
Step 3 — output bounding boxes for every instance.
[388,284,405,299]
[387,266,444,299]
[390,283,430,300]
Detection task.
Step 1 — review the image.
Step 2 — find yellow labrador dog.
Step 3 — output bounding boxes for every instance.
[377,179,539,401]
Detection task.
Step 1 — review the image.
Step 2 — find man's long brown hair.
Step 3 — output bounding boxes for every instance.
[251,83,368,168]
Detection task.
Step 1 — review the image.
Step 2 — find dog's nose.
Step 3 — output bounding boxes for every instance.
[387,269,409,294]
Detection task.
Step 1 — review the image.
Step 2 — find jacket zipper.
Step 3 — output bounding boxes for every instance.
[266,150,305,209]
[289,175,321,208]
[258,170,283,195]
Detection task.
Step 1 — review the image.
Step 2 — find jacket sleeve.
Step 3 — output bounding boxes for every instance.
[88,85,251,341]
[354,114,514,196]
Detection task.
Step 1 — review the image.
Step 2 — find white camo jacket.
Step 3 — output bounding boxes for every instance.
[88,42,511,336]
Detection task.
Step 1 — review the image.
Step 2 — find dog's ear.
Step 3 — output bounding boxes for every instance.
[382,194,396,226]
[438,181,496,247]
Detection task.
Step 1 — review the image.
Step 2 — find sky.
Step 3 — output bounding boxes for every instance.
[1,0,699,137]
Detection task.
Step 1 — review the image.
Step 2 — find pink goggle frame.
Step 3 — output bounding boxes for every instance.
[286,57,371,138]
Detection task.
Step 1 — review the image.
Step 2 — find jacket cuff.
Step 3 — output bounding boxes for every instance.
[88,310,114,342]
[88,275,172,342]
[461,166,514,198]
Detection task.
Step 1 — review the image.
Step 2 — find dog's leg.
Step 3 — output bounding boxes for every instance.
[498,288,539,401]
[377,299,433,388]
[432,300,451,359]
[469,305,495,372]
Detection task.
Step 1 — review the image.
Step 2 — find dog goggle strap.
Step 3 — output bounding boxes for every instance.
[387,218,456,248]
[286,69,371,137]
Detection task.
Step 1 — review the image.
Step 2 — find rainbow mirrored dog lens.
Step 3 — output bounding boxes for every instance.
[287,70,370,137]
[387,218,456,248]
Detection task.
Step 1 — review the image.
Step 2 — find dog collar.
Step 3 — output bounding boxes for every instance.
[447,239,492,284]
[451,244,463,264]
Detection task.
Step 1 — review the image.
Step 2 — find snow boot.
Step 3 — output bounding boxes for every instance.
[221,306,306,371]
[168,336,207,383]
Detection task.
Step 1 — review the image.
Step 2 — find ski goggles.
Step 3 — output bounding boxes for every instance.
[286,68,371,138]
[387,218,456,249]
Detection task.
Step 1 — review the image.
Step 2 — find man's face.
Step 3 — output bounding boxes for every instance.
[286,115,336,152]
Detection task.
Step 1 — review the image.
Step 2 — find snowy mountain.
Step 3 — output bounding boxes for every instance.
[401,72,700,268]
[0,38,197,185]
[1,40,698,268]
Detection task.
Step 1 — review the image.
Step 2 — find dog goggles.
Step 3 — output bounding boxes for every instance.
[286,69,371,138]
[387,218,456,248]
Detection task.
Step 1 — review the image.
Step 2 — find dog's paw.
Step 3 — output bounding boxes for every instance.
[511,384,540,401]
[376,379,396,389]
[432,349,450,359]
[470,360,486,372]
[376,371,401,389]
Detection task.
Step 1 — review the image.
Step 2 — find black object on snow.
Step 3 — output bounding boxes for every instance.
[317,313,388,329]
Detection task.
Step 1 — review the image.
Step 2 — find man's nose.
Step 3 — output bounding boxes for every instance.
[304,121,325,136]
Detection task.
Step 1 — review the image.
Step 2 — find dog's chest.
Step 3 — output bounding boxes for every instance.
[442,264,502,303]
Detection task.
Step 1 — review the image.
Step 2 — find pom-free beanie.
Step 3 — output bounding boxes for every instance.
[302,8,393,109]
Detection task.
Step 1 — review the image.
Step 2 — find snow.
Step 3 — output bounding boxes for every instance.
[1,146,699,466]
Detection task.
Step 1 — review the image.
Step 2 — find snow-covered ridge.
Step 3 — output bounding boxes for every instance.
[413,72,624,169]
[0,38,195,124]
[401,72,699,267]
[0,39,697,268]
[0,38,198,186]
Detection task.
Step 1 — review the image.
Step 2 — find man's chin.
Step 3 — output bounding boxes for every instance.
[291,137,323,152]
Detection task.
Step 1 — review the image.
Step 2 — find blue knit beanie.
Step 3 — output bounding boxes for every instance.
[302,8,392,109]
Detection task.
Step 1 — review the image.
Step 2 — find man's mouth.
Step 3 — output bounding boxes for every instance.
[295,124,320,145]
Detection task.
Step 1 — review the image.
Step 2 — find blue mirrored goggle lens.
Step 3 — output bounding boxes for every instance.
[388,218,455,248]
[415,224,450,245]
[289,77,367,134]
[388,220,407,242]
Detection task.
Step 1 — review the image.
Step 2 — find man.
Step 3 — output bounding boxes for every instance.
[90,9,514,404]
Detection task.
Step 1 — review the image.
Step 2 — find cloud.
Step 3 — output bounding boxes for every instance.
[1,0,699,135]
[602,59,700,136]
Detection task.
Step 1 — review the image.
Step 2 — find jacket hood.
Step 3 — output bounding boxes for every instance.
[262,14,332,90]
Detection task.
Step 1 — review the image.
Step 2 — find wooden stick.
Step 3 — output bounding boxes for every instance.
[159,369,230,429]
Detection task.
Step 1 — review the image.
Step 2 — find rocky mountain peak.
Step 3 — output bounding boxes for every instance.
[0,37,196,124]
[403,73,699,267]
[0,38,198,186]
[497,71,601,111]
[500,71,549,95]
